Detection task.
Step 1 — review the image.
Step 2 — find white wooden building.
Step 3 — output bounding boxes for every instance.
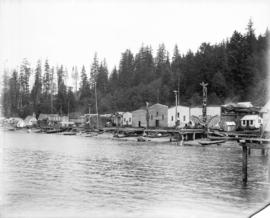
[240,115,263,129]
[190,106,221,118]
[122,112,132,126]
[168,105,190,128]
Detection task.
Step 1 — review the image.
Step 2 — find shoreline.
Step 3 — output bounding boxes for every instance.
[1,128,219,146]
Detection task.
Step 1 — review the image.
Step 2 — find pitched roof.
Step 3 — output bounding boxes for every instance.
[241,115,261,120]
[236,102,253,108]
[149,103,168,109]
[225,121,236,125]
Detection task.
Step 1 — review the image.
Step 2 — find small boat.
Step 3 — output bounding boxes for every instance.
[46,129,61,134]
[198,140,225,146]
[137,136,151,142]
[63,132,76,136]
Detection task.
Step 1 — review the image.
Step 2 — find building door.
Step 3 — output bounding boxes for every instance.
[246,120,249,127]
[155,120,159,128]
[138,121,141,127]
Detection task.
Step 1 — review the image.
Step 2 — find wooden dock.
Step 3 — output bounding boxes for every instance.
[104,127,205,141]
[239,138,270,183]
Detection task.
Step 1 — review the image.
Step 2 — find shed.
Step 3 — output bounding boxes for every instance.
[241,115,263,129]
[224,121,236,132]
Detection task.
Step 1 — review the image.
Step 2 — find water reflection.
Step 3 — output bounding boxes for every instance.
[1,131,270,218]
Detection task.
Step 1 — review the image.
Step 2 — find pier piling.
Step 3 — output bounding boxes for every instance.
[242,143,248,183]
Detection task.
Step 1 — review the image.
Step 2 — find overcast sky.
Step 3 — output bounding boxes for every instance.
[0,0,270,75]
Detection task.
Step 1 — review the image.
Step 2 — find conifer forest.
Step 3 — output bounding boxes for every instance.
[1,21,269,118]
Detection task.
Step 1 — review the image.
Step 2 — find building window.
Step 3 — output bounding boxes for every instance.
[151,114,153,120]
[171,116,173,121]
[162,114,164,120]
[129,118,131,122]
[124,118,126,122]
[250,120,253,125]
[177,112,179,118]
[183,116,186,121]
[243,120,246,125]
[156,112,158,117]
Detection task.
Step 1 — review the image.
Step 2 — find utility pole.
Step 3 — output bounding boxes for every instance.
[146,101,149,129]
[200,81,208,133]
[95,82,99,129]
[173,90,178,128]
[67,99,70,119]
[177,75,180,106]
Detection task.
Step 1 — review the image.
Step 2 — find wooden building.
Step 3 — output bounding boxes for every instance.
[69,112,84,125]
[84,113,110,128]
[190,106,221,118]
[240,115,263,129]
[112,112,124,127]
[223,121,236,132]
[168,105,189,128]
[221,102,261,129]
[122,112,132,126]
[148,103,168,128]
[132,109,147,128]
[24,115,37,126]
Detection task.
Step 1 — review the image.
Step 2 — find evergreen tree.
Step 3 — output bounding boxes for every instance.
[31,60,42,114]
[90,53,99,88]
[9,70,20,115]
[43,59,51,97]
[80,65,91,100]
[2,70,11,116]
[108,67,119,93]
[56,65,67,114]
[118,49,134,87]
[96,60,109,94]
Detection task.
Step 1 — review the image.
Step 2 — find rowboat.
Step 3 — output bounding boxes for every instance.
[198,140,225,146]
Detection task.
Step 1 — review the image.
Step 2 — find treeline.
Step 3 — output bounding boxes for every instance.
[1,20,269,118]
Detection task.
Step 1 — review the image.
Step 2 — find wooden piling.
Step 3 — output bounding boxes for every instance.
[248,147,251,155]
[242,143,248,183]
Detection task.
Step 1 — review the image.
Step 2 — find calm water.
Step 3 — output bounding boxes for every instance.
[1,131,270,218]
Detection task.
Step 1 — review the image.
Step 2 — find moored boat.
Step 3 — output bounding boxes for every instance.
[198,140,225,146]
